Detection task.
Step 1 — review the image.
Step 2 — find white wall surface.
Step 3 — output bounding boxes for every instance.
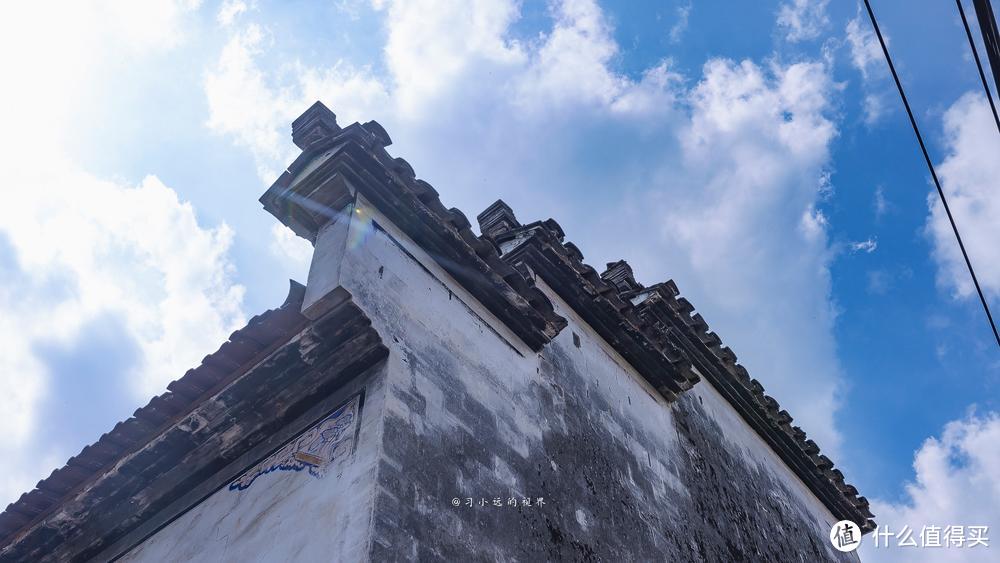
[120,369,387,563]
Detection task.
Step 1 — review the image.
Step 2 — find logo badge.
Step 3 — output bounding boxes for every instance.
[830,520,862,552]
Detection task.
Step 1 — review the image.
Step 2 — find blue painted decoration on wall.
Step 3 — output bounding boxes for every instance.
[229,395,360,491]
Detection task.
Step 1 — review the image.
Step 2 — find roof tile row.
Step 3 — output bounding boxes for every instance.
[0,282,310,546]
[478,200,874,532]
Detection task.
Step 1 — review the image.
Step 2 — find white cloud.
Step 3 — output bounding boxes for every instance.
[777,0,830,42]
[864,410,1000,561]
[515,0,683,115]
[801,206,830,242]
[846,15,892,124]
[269,223,314,279]
[669,3,692,44]
[104,0,204,48]
[0,166,246,506]
[636,57,844,451]
[204,23,390,181]
[206,0,846,455]
[378,0,525,117]
[928,93,1000,303]
[515,0,626,109]
[379,0,682,120]
[0,1,202,152]
[862,93,888,124]
[0,0,246,507]
[206,0,679,267]
[850,238,878,253]
[1,168,247,398]
[846,16,883,80]
[217,0,250,26]
[875,185,888,219]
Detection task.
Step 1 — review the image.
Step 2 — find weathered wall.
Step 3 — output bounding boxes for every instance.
[331,196,856,562]
[117,193,854,562]
[118,363,388,562]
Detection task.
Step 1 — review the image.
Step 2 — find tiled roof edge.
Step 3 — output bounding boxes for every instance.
[629,282,874,531]
[260,102,567,351]
[489,218,698,400]
[482,203,874,533]
[0,280,311,548]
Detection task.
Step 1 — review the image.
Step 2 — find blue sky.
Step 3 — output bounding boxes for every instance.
[1,1,998,558]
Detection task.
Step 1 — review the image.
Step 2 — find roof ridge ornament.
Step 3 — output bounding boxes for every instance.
[477,199,521,239]
[601,260,642,293]
[292,101,341,150]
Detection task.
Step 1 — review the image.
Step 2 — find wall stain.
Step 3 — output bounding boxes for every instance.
[366,334,853,562]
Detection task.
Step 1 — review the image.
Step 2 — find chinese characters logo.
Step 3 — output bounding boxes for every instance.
[829,521,990,553]
[872,524,990,549]
[830,520,862,552]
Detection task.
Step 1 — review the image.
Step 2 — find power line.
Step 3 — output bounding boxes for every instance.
[972,0,1000,96]
[957,0,1000,136]
[863,0,1000,348]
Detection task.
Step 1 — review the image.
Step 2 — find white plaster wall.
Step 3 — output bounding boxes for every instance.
[119,366,388,563]
[119,189,852,560]
[324,196,852,560]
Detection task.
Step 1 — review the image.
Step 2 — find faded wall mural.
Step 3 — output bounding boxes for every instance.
[120,392,367,562]
[230,396,360,491]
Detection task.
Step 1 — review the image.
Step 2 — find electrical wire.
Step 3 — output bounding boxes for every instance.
[956,0,1000,136]
[863,0,1000,348]
[972,0,1000,96]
